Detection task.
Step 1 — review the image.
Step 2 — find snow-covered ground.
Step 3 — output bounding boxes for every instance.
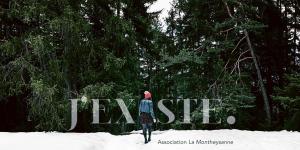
[0,130,299,150]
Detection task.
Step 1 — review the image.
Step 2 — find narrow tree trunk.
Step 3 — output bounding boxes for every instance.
[244,30,271,124]
[117,0,121,17]
[293,1,297,66]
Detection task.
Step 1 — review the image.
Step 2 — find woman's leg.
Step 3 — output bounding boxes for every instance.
[147,123,152,141]
[142,124,148,143]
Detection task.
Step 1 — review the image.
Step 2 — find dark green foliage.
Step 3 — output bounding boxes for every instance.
[0,0,147,131]
[0,0,299,132]
[273,73,300,130]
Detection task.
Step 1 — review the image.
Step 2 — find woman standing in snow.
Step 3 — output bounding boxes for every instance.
[139,91,156,144]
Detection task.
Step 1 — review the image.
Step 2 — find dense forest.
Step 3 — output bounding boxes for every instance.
[0,0,299,133]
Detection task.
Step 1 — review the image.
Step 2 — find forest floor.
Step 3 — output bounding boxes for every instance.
[0,129,299,150]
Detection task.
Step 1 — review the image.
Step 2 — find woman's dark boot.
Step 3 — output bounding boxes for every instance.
[144,133,148,144]
[148,130,151,142]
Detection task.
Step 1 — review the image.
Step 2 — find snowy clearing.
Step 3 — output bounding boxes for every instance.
[0,130,299,150]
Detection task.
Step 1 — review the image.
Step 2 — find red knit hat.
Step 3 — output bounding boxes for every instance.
[144,91,151,99]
